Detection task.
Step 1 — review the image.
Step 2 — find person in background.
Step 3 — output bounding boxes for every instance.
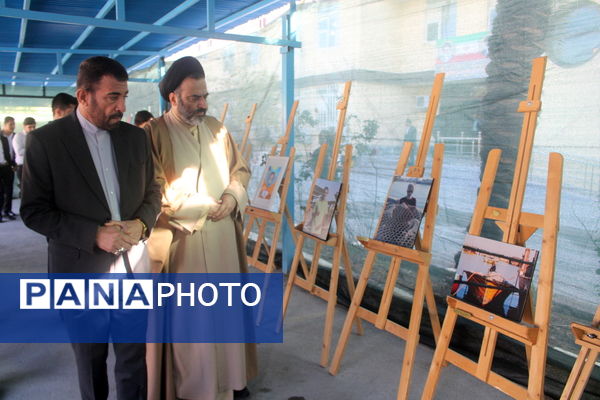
[21,56,161,400]
[51,92,78,120]
[1,116,16,219]
[134,110,154,129]
[12,117,36,194]
[145,56,255,400]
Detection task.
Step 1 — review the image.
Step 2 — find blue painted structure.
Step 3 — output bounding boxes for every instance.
[0,0,300,85]
[0,0,300,271]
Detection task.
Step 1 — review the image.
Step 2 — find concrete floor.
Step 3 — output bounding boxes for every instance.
[0,201,511,400]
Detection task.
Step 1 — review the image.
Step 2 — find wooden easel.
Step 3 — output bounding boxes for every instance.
[244,101,301,273]
[240,103,257,161]
[282,81,365,367]
[421,57,564,400]
[328,73,446,400]
[220,103,228,123]
[560,305,600,400]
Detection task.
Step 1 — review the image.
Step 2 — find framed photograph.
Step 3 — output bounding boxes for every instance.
[450,234,539,322]
[302,178,342,241]
[374,175,433,248]
[251,156,289,212]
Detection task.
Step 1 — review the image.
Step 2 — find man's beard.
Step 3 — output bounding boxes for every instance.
[104,112,124,130]
[177,94,207,125]
[90,96,123,130]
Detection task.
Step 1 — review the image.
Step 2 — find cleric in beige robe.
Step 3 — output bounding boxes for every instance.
[145,56,257,400]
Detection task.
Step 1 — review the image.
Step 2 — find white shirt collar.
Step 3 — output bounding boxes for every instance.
[77,108,107,136]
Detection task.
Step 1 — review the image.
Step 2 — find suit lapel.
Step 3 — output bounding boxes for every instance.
[60,113,110,213]
[109,126,129,216]
[1,135,10,162]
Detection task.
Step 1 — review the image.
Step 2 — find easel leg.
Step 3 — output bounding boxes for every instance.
[526,329,548,399]
[321,242,344,368]
[243,215,255,240]
[376,257,401,329]
[522,292,534,366]
[571,350,598,400]
[266,221,282,273]
[282,235,305,318]
[329,250,377,375]
[250,220,267,269]
[342,243,364,335]
[420,307,459,400]
[476,327,498,381]
[307,243,323,289]
[561,348,598,400]
[285,207,310,275]
[424,274,441,343]
[397,262,428,400]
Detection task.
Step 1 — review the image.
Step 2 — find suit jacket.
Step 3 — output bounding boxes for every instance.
[0,134,15,166]
[20,112,162,273]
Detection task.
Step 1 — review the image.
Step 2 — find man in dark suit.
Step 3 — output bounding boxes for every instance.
[20,56,161,400]
[1,116,17,220]
[0,130,16,223]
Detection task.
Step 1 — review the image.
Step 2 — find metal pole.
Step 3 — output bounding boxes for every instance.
[158,56,167,114]
[281,1,296,273]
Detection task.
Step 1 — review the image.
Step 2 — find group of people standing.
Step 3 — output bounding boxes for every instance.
[1,93,79,222]
[19,55,254,400]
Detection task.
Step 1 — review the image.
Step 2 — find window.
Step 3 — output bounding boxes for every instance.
[318,2,339,48]
[427,22,440,41]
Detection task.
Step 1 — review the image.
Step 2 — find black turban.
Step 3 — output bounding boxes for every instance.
[159,56,205,102]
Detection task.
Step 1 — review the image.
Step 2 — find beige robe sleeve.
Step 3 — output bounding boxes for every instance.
[145,117,216,234]
[146,116,250,233]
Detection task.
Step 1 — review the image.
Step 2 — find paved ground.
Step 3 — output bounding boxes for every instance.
[0,201,511,399]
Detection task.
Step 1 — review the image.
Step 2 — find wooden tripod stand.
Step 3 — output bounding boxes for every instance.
[240,103,257,161]
[421,56,564,400]
[244,100,301,273]
[282,81,365,367]
[560,305,600,399]
[220,103,228,123]
[328,73,446,400]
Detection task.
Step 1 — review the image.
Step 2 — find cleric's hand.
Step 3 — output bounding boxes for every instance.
[208,194,237,222]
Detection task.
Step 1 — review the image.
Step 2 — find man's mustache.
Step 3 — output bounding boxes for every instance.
[109,112,124,120]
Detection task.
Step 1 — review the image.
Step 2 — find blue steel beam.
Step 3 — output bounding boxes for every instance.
[158,57,167,114]
[115,0,125,21]
[281,1,296,273]
[111,0,201,59]
[51,0,116,75]
[13,0,31,73]
[56,53,62,74]
[0,70,159,83]
[127,0,297,73]
[0,46,158,56]
[0,7,302,48]
[206,0,215,31]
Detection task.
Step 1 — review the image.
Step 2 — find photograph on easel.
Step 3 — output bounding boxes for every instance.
[251,155,289,212]
[374,176,433,248]
[302,178,342,241]
[451,234,539,322]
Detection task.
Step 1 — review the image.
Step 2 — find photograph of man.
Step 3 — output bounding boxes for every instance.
[51,92,78,120]
[12,117,36,192]
[144,56,255,400]
[134,110,154,129]
[20,56,161,400]
[0,116,16,220]
[375,177,432,248]
[258,167,279,200]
